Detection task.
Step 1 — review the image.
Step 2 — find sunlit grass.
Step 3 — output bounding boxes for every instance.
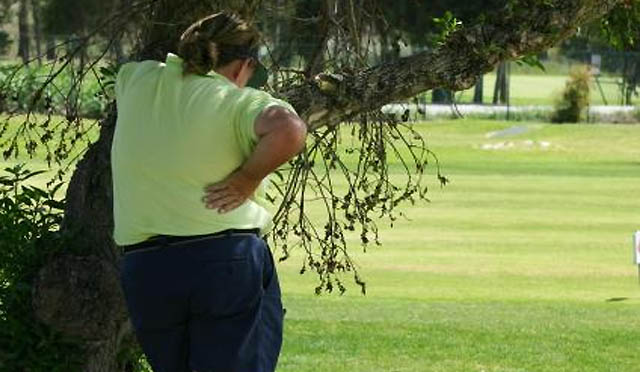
[276,119,640,372]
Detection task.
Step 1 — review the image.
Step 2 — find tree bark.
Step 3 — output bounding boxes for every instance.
[33,255,133,372]
[30,1,624,371]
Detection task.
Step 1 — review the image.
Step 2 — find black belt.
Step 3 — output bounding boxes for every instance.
[122,228,260,254]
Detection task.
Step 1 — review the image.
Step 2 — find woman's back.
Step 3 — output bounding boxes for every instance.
[111,53,293,245]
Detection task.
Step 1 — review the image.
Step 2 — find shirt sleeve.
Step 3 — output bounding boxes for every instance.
[234,88,298,146]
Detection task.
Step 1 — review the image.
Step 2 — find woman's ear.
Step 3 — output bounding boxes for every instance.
[232,61,242,80]
[235,60,253,78]
[242,59,254,74]
[236,59,256,88]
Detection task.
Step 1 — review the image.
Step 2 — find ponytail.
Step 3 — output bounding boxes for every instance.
[178,12,260,76]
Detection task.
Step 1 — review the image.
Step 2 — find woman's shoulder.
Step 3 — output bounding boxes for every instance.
[117,60,163,82]
[115,60,164,96]
[119,59,163,70]
[240,88,296,114]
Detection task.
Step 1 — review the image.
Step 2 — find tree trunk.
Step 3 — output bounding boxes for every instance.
[46,34,56,60]
[493,61,506,104]
[110,0,131,64]
[18,0,30,64]
[632,59,639,106]
[624,58,638,106]
[30,1,624,371]
[493,62,511,105]
[111,38,125,64]
[30,0,42,64]
[473,75,484,104]
[505,61,511,107]
[33,254,134,372]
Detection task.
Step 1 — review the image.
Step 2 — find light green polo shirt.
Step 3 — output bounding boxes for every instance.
[111,53,296,245]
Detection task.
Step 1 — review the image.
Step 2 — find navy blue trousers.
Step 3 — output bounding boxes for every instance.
[119,233,283,372]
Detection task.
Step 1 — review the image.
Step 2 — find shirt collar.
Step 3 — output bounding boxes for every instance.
[165,53,233,85]
[165,53,183,66]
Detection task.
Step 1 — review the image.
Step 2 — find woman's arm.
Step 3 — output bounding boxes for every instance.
[203,106,307,213]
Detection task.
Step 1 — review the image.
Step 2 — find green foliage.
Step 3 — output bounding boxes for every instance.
[432,11,463,46]
[0,164,84,372]
[117,345,152,372]
[515,54,546,72]
[601,0,640,51]
[0,63,112,119]
[552,65,591,123]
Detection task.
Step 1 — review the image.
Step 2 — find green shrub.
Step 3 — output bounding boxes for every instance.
[0,164,84,372]
[0,64,113,119]
[551,65,591,123]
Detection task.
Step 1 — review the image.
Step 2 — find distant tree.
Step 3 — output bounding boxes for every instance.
[17,0,29,63]
[30,0,42,63]
[108,0,130,63]
[474,75,484,104]
[602,0,640,104]
[557,0,640,105]
[493,61,510,105]
[43,0,115,59]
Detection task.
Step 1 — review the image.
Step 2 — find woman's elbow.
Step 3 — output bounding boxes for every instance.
[287,118,307,153]
[256,106,308,153]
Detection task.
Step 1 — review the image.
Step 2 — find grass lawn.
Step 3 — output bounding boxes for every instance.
[275,120,640,371]
[0,114,100,192]
[1,117,639,371]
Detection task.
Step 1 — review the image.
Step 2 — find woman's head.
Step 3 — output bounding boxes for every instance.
[178,12,261,83]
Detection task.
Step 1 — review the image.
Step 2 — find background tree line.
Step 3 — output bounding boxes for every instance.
[2,0,637,106]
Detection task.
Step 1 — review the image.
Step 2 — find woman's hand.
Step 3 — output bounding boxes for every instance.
[202,169,262,213]
[203,106,307,214]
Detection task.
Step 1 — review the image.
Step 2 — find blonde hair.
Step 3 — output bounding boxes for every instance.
[178,12,260,75]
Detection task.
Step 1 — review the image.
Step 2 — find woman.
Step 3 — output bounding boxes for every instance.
[112,12,307,372]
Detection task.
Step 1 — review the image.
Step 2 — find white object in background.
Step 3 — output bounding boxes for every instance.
[591,54,602,76]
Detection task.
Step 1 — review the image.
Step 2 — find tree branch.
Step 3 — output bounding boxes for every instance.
[281,0,622,129]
